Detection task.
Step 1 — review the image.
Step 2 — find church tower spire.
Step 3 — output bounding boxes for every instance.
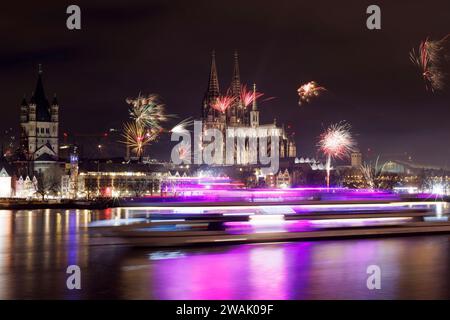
[19,65,59,163]
[202,50,220,119]
[207,50,220,96]
[228,50,242,125]
[30,64,51,122]
[250,83,260,128]
[252,83,258,111]
[231,50,241,98]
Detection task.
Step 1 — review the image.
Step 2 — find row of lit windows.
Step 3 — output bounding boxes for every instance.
[36,127,50,134]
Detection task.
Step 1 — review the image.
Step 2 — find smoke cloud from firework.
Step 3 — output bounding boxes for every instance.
[410,34,450,92]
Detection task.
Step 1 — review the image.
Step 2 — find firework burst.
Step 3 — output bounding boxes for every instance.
[176,144,191,162]
[410,34,450,92]
[171,117,194,133]
[297,81,326,105]
[126,94,171,130]
[360,158,389,190]
[121,122,156,157]
[210,95,235,113]
[360,163,375,189]
[318,122,356,159]
[318,122,357,188]
[240,85,264,108]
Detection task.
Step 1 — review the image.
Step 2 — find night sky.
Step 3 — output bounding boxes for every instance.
[1,1,449,165]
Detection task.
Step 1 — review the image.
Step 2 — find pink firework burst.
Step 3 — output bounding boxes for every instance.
[318,122,357,159]
[240,85,264,108]
[210,95,235,113]
[177,144,191,161]
[318,122,357,188]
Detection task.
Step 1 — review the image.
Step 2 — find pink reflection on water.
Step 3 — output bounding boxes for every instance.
[150,245,290,299]
[146,240,398,299]
[247,245,288,299]
[151,251,239,299]
[142,236,449,299]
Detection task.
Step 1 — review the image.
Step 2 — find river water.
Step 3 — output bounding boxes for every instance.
[1,208,450,299]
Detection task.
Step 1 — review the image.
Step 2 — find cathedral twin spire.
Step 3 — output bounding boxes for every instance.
[230,50,241,99]
[203,50,242,119]
[205,50,241,97]
[206,50,220,100]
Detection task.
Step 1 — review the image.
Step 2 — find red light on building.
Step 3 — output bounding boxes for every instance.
[103,187,112,197]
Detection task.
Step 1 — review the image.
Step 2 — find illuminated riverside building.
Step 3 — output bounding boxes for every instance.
[200,51,297,166]
[0,168,12,197]
[76,171,162,198]
[62,163,162,198]
[14,175,38,198]
[337,158,450,193]
[60,161,190,198]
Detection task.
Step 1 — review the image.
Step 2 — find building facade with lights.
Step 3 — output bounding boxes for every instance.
[60,161,177,199]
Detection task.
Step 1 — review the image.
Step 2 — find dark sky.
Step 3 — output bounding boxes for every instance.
[1,0,449,165]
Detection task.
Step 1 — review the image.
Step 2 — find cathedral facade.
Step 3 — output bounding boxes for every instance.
[201,51,296,167]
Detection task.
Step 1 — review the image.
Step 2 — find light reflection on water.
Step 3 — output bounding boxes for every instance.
[0,208,450,299]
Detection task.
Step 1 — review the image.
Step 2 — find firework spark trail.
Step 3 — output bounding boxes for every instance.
[318,122,357,188]
[360,163,375,189]
[240,85,264,108]
[210,95,235,113]
[297,81,326,105]
[121,121,156,157]
[126,94,171,130]
[171,117,194,133]
[410,34,450,91]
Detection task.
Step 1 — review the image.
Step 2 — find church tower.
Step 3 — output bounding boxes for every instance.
[19,96,29,151]
[250,84,260,128]
[20,65,59,161]
[228,50,242,126]
[202,50,220,123]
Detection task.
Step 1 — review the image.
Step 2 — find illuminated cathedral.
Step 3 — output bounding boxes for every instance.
[201,51,296,166]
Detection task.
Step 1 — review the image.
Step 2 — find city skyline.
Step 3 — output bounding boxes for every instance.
[0,1,449,166]
[2,1,450,304]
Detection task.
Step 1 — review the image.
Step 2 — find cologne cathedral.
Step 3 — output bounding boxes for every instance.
[201,51,296,165]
